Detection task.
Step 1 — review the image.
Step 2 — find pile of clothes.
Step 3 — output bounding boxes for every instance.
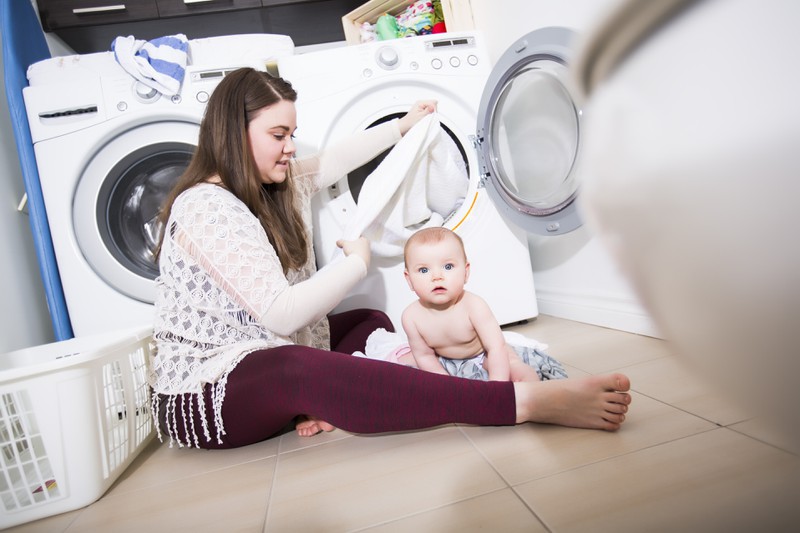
[360,0,447,43]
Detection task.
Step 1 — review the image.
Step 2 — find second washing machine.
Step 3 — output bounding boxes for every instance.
[23,35,294,337]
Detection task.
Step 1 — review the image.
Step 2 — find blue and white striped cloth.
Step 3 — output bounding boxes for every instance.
[112,34,189,96]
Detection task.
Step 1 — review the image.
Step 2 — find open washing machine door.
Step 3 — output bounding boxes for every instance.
[476,27,583,236]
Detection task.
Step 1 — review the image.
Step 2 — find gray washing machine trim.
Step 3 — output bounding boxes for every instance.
[476,26,584,236]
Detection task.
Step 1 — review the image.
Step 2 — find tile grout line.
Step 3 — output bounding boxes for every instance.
[725,425,800,457]
[627,388,749,429]
[262,435,284,531]
[344,488,515,533]
[512,426,725,486]
[456,425,555,533]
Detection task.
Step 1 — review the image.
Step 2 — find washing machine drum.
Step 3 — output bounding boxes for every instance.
[74,121,197,304]
[99,144,191,277]
[477,26,583,236]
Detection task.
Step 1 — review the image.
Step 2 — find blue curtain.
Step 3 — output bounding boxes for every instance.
[1,0,74,340]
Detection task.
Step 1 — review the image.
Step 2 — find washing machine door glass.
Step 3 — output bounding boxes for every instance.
[477,27,582,235]
[74,121,198,303]
[100,145,192,280]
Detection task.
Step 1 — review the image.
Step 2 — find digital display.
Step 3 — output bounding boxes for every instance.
[428,37,473,50]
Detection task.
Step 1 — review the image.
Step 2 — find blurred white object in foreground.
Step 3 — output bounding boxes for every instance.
[574,0,800,452]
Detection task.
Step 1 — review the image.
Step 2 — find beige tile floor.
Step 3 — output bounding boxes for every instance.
[8,315,800,532]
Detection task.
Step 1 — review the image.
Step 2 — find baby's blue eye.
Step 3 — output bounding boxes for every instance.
[444,263,454,270]
[418,267,428,274]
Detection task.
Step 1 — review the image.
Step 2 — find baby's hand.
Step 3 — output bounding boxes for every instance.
[398,100,438,135]
[337,236,371,269]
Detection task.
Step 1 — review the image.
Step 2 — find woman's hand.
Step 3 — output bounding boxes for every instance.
[398,100,438,136]
[337,236,371,269]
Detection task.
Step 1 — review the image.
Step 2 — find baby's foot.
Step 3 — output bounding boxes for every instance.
[516,373,632,430]
[295,416,336,437]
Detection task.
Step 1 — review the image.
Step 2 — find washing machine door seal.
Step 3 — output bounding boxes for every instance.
[476,26,582,236]
[73,120,197,303]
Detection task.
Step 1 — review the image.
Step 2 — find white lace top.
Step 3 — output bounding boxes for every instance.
[149,121,401,445]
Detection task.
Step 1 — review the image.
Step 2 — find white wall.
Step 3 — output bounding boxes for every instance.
[0,2,74,353]
[469,0,658,337]
[0,35,54,352]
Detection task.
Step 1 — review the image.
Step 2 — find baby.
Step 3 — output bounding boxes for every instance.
[402,227,555,382]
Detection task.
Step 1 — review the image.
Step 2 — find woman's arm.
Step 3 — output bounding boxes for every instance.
[169,188,368,337]
[293,100,438,192]
[262,253,367,336]
[293,120,401,192]
[263,236,370,335]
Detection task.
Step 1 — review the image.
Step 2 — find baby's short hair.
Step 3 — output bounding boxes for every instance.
[404,227,466,267]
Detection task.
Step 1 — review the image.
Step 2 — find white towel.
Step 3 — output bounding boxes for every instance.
[339,113,469,259]
[112,34,189,96]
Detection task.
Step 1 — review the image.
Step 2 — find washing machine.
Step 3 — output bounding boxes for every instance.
[23,35,294,337]
[278,28,582,329]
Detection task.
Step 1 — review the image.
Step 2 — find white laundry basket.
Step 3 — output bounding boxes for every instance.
[0,327,154,528]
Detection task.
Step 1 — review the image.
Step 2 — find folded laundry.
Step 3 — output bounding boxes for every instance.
[111,34,189,96]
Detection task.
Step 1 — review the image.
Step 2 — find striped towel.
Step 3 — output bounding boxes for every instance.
[112,34,189,96]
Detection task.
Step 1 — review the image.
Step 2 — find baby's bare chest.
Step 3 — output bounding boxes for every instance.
[419,307,480,355]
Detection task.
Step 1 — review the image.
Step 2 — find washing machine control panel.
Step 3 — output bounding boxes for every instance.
[365,34,484,79]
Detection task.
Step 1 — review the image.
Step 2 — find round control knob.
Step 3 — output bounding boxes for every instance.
[376,47,399,69]
[431,58,443,70]
[197,91,210,104]
[133,81,159,102]
[450,56,461,68]
[468,54,479,66]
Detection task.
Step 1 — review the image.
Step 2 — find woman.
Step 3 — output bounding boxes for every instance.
[151,67,631,449]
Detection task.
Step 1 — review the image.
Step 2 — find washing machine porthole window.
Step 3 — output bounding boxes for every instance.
[489,58,579,215]
[478,27,584,236]
[97,143,194,280]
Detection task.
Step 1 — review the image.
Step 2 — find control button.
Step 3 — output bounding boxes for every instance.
[197,91,209,104]
[431,58,443,70]
[450,56,461,68]
[171,94,182,104]
[363,68,373,78]
[410,61,419,71]
[467,54,479,66]
[116,101,128,112]
[376,47,399,69]
[133,81,159,102]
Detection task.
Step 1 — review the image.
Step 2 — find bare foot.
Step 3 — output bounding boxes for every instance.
[295,416,336,437]
[514,373,631,431]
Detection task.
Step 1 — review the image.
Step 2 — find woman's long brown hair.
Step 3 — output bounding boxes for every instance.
[154,68,307,273]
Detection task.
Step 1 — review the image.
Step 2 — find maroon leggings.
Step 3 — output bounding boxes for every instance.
[157,309,516,448]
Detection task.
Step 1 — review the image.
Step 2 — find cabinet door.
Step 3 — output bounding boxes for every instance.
[37,0,160,31]
[260,0,318,5]
[156,0,261,17]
